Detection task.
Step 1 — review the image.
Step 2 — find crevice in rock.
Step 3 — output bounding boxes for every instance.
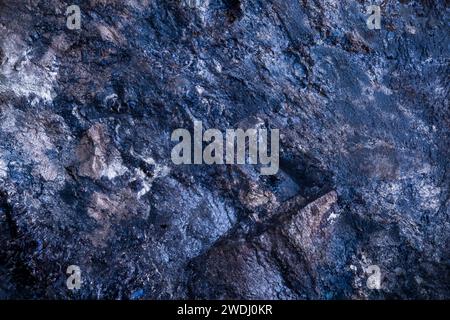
[223,0,243,22]
[0,190,17,238]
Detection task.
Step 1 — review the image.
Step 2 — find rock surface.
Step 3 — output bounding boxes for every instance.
[0,0,448,299]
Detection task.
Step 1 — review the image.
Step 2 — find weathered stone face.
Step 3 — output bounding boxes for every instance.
[0,0,448,299]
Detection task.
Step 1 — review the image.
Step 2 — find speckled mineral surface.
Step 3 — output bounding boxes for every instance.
[0,0,448,299]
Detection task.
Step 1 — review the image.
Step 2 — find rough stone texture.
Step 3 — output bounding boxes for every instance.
[0,0,448,299]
